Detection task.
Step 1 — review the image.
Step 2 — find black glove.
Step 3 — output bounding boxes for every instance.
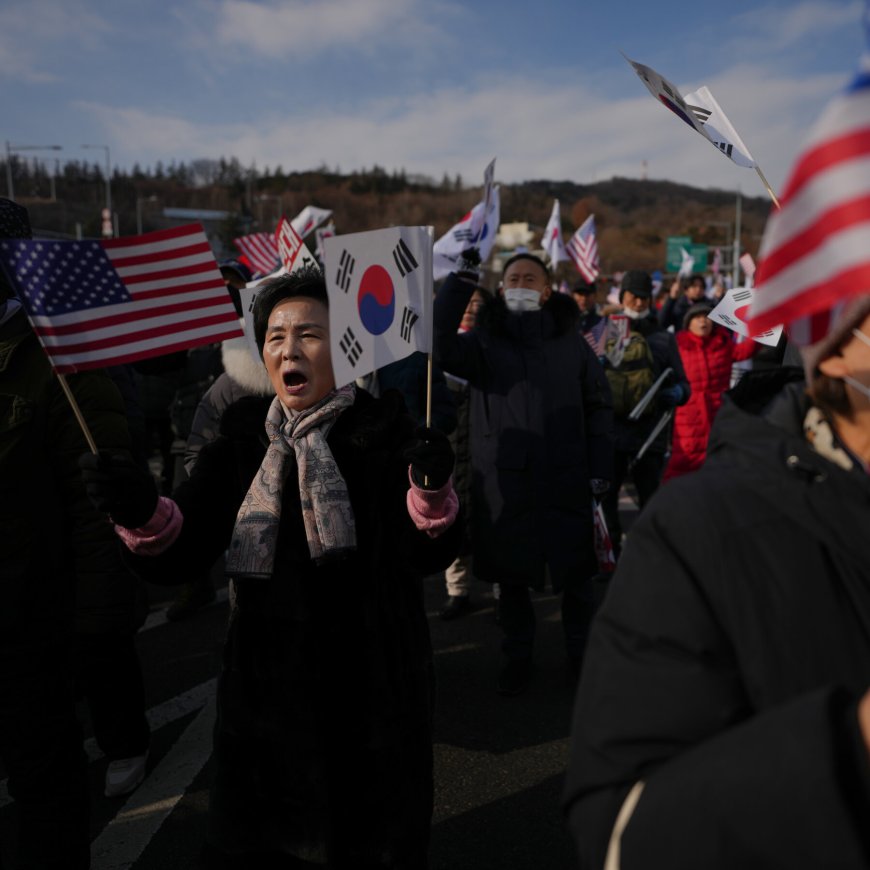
[658,384,684,408]
[404,427,454,491]
[78,450,159,528]
[456,247,482,279]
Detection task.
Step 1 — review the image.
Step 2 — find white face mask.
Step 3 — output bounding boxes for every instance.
[504,287,542,312]
[622,305,647,320]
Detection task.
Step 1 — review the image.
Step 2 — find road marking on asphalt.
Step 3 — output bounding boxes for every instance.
[434,643,482,656]
[90,696,216,870]
[140,587,230,632]
[432,738,569,824]
[0,679,217,809]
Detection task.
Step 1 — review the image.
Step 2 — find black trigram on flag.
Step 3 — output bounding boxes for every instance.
[688,103,711,126]
[336,250,355,293]
[732,289,752,303]
[339,326,363,367]
[453,228,474,242]
[400,306,419,343]
[718,314,738,327]
[392,239,419,278]
[714,141,734,158]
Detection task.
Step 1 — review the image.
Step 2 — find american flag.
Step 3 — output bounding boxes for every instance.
[233,231,279,276]
[0,224,242,373]
[566,215,600,283]
[749,60,870,342]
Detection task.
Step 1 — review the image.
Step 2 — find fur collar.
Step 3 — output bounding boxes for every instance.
[221,334,274,396]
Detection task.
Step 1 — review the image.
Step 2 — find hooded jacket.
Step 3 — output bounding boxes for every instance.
[663,325,756,480]
[183,333,274,475]
[563,369,870,869]
[433,273,613,591]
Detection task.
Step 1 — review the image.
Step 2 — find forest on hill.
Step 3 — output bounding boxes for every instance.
[4,156,772,279]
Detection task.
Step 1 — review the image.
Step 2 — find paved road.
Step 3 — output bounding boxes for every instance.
[0,490,638,869]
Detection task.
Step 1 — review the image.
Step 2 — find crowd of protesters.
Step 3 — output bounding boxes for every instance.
[3,184,870,870]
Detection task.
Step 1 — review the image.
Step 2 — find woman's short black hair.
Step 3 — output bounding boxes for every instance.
[252,265,328,355]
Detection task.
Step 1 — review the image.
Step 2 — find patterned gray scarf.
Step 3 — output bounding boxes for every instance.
[225,385,357,577]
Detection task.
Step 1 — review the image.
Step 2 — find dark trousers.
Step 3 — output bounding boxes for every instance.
[75,632,150,760]
[601,449,665,559]
[499,576,598,664]
[0,633,90,870]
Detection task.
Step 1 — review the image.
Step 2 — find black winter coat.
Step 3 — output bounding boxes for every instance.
[125,389,461,867]
[563,370,870,869]
[434,274,613,592]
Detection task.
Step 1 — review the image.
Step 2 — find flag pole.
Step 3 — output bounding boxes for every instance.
[754,165,781,209]
[57,373,99,454]
[423,353,434,488]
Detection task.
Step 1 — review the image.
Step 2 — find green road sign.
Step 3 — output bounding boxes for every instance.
[665,237,708,274]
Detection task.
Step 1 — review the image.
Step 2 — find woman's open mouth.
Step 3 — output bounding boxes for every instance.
[283,371,308,394]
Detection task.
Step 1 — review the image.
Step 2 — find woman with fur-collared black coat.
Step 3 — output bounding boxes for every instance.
[80,267,461,869]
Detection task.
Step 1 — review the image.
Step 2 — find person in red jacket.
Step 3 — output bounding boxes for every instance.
[663,303,757,480]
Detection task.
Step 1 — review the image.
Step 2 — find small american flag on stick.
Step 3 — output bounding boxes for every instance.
[566,215,600,283]
[233,231,279,276]
[0,224,242,373]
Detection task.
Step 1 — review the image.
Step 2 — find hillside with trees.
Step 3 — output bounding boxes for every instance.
[3,156,771,280]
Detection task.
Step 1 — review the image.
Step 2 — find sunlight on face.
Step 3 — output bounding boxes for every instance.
[262,297,336,412]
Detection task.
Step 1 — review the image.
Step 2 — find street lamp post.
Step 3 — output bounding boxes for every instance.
[256,194,283,230]
[5,141,62,200]
[82,144,112,236]
[136,195,158,235]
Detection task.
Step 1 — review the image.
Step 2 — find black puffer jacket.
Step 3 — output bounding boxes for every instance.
[434,274,613,592]
[563,369,870,869]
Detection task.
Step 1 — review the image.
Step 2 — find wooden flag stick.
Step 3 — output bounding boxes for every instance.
[755,165,781,210]
[57,373,99,454]
[421,353,434,487]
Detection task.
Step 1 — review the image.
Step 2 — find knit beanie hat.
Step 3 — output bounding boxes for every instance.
[620,270,652,300]
[0,198,32,239]
[683,302,713,331]
[0,199,32,303]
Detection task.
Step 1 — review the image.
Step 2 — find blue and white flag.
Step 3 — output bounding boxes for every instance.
[324,226,434,388]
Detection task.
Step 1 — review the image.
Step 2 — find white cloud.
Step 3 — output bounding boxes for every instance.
[75,59,847,203]
[0,1,112,82]
[211,0,447,58]
[728,0,861,55]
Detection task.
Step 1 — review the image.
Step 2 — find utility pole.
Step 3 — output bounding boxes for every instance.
[732,190,742,288]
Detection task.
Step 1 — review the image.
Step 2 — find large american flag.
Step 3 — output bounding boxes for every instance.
[0,224,242,373]
[233,231,279,276]
[566,214,600,283]
[749,61,870,342]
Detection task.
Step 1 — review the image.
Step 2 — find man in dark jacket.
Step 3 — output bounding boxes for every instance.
[434,252,614,694]
[563,296,870,869]
[0,198,139,867]
[600,269,690,558]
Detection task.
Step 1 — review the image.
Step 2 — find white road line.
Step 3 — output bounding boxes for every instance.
[0,679,217,809]
[90,697,216,870]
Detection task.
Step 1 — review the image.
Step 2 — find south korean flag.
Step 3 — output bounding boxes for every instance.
[323,226,434,389]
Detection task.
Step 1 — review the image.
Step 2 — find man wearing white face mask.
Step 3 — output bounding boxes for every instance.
[434,251,614,695]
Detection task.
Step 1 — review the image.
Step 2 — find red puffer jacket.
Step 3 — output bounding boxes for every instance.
[664,327,756,480]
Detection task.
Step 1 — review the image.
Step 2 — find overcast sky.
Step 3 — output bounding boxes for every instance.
[1,0,864,199]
